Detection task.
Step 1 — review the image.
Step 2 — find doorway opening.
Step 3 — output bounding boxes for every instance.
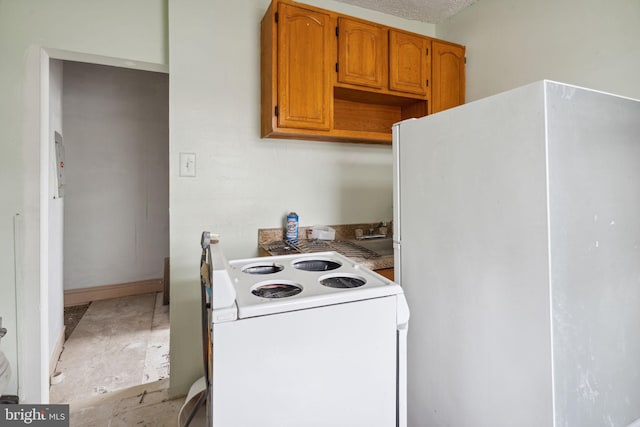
[46,59,169,404]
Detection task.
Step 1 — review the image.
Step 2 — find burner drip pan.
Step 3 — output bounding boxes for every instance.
[242,263,284,275]
[252,281,303,299]
[292,258,342,272]
[320,273,366,289]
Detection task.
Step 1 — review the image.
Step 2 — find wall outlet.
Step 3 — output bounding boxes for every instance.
[179,152,196,177]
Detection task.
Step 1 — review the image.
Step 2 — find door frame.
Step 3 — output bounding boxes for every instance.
[19,46,167,403]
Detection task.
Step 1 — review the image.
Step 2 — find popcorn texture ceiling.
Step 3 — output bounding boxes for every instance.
[334,0,478,23]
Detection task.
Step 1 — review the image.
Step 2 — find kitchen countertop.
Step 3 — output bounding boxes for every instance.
[258,222,394,271]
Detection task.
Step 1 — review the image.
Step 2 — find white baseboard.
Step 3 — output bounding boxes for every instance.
[64,279,164,307]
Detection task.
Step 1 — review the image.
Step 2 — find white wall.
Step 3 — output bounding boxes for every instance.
[62,62,169,290]
[48,59,65,358]
[436,0,640,102]
[168,0,435,395]
[0,0,433,400]
[0,0,166,402]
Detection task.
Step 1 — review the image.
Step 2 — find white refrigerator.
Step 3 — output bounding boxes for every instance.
[392,80,640,427]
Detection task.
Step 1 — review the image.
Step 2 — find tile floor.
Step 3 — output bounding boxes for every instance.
[49,292,206,426]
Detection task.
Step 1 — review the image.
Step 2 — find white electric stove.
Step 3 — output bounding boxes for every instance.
[204,237,409,427]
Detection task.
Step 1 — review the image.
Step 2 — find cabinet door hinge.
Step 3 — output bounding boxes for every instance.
[275,12,279,23]
[336,26,339,37]
[275,105,279,117]
[335,63,339,72]
[426,80,429,87]
[426,48,429,56]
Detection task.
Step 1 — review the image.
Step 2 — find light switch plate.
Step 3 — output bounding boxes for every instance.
[179,152,196,177]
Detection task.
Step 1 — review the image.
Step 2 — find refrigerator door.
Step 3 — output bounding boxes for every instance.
[392,122,405,285]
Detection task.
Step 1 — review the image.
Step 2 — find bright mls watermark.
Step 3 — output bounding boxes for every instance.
[1,405,69,426]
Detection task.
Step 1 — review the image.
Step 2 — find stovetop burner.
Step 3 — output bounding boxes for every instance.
[226,251,401,318]
[251,281,303,299]
[242,262,284,275]
[320,274,366,289]
[292,259,341,271]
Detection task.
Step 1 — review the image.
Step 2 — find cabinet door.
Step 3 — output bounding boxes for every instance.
[431,40,465,113]
[337,17,386,89]
[277,3,333,130]
[389,30,430,96]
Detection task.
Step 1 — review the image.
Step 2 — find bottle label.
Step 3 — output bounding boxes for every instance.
[286,214,299,240]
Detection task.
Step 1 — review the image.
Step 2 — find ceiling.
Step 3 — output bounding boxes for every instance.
[333,0,477,23]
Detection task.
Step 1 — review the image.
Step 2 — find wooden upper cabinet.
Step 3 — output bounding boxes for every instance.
[337,18,386,89]
[261,0,465,144]
[276,3,333,130]
[389,30,431,96]
[431,40,466,113]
